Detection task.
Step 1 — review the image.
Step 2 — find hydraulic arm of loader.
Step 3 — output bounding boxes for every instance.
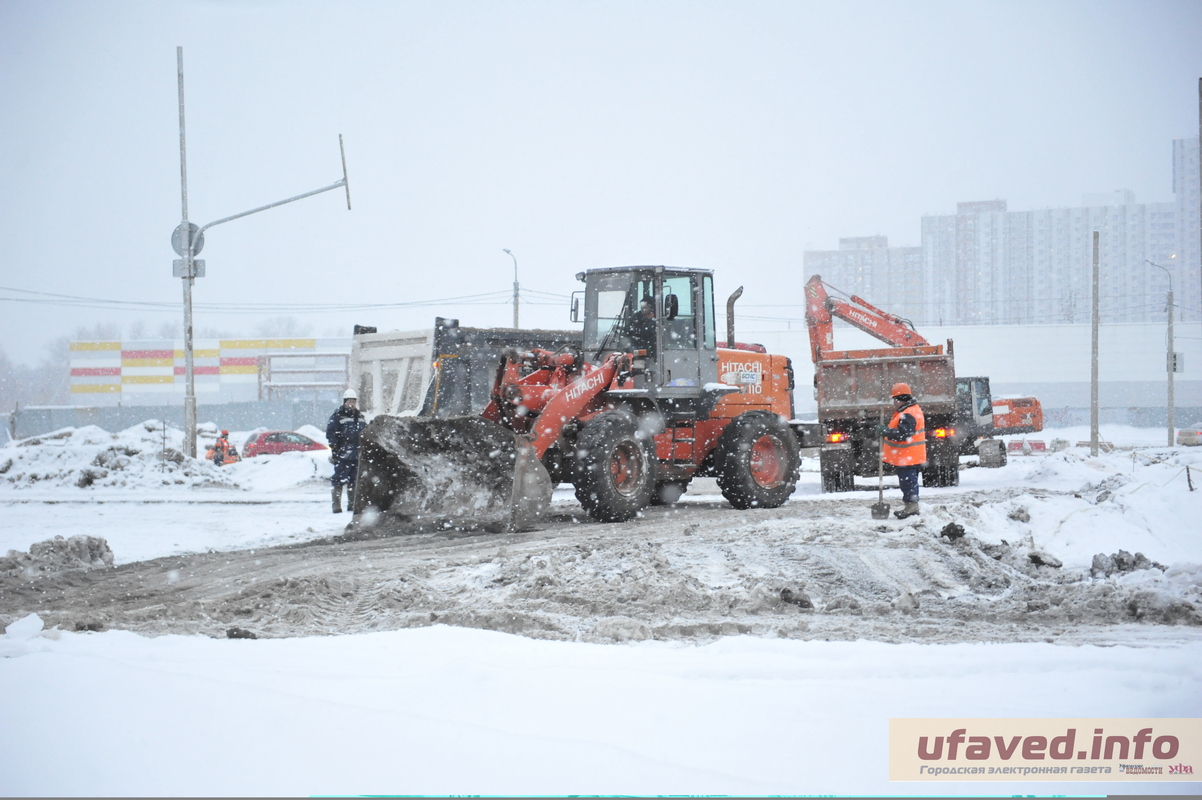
[483,348,630,456]
[804,275,929,362]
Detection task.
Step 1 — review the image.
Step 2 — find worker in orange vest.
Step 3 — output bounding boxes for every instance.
[211,429,239,466]
[881,383,926,519]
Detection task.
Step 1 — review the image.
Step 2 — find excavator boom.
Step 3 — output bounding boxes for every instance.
[804,275,928,361]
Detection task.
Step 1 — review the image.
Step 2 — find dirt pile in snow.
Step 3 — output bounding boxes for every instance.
[1,535,114,575]
[1091,550,1166,577]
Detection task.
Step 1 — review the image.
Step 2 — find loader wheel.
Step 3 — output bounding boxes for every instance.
[574,411,654,522]
[715,412,800,509]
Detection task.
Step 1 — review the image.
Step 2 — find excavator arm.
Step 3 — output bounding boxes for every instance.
[804,275,928,362]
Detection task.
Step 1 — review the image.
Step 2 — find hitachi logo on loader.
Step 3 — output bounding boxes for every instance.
[723,361,763,374]
[565,371,606,402]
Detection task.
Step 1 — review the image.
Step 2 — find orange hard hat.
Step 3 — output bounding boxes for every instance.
[221,429,229,436]
[891,383,912,397]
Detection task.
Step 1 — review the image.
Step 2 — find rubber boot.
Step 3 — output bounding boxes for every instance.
[332,485,343,514]
[894,501,920,519]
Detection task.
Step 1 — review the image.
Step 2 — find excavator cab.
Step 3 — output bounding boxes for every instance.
[577,266,719,397]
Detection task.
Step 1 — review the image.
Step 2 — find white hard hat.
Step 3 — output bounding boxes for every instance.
[343,388,359,400]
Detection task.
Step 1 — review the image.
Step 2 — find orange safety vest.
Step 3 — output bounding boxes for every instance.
[883,403,927,467]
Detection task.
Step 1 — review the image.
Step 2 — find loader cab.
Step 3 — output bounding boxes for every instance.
[577,266,719,398]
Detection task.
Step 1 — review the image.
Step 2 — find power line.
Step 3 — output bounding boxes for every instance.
[0,285,524,315]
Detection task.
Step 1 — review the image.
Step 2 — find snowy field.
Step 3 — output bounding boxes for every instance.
[2,421,1201,796]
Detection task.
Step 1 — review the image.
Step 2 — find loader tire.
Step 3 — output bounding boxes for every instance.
[574,411,654,522]
[715,412,800,509]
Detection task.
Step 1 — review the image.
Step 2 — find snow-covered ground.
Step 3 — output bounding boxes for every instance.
[2,421,1201,795]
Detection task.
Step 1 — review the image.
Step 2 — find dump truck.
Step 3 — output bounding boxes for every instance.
[804,275,1012,491]
[350,265,806,532]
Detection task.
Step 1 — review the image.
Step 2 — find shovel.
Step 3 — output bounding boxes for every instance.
[871,410,890,519]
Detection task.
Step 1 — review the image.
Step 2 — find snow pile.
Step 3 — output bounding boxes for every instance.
[0,421,333,493]
[222,450,333,492]
[977,447,1202,569]
[0,535,113,576]
[296,424,328,446]
[0,421,237,491]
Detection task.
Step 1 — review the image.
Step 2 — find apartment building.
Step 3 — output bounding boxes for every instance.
[805,137,1201,328]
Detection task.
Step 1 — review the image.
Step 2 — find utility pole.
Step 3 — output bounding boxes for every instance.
[177,47,197,457]
[1148,260,1175,446]
[173,47,351,458]
[504,249,519,328]
[1090,231,1099,457]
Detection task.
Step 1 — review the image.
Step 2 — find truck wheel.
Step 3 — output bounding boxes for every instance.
[922,462,960,487]
[651,481,689,505]
[573,411,654,522]
[978,438,1007,468]
[921,437,959,487]
[820,449,856,492]
[715,412,800,509]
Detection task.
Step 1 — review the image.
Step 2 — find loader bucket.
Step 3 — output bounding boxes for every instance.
[351,415,553,533]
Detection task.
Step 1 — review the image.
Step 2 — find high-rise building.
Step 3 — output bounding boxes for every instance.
[801,236,924,323]
[805,138,1201,328]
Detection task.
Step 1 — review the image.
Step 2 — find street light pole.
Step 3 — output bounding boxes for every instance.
[174,47,351,458]
[503,249,519,328]
[1147,260,1175,446]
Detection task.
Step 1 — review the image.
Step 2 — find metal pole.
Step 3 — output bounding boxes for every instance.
[177,46,197,459]
[504,249,519,328]
[1090,230,1099,457]
[1148,260,1176,446]
[1168,286,1175,446]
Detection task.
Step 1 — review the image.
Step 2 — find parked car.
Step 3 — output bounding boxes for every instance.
[243,430,329,458]
[1178,423,1202,447]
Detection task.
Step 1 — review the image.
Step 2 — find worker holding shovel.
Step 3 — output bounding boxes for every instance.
[881,383,926,519]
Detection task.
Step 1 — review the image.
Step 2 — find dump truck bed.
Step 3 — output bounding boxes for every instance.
[350,318,583,420]
[815,345,956,422]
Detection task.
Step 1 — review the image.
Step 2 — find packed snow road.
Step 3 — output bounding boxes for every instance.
[2,421,1200,645]
[3,481,1200,646]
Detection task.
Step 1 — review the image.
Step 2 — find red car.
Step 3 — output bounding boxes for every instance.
[243,431,329,458]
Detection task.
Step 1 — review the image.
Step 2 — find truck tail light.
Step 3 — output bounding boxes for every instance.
[826,432,847,443]
[932,427,954,438]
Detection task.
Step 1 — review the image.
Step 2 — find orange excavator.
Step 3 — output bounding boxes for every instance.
[354,265,803,531]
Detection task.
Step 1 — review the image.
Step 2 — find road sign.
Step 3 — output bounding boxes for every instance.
[173,259,206,278]
[171,222,205,256]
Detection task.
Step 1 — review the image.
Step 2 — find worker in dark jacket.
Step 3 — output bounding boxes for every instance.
[881,382,926,519]
[627,296,656,356]
[326,389,366,513]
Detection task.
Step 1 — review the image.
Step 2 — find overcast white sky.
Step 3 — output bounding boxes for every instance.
[1,0,1200,365]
